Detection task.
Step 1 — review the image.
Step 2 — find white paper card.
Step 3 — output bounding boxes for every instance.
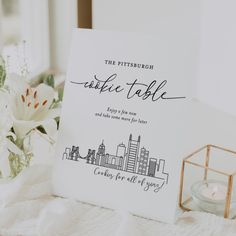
[53,29,191,223]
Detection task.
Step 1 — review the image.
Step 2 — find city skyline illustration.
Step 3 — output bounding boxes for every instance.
[62,134,169,184]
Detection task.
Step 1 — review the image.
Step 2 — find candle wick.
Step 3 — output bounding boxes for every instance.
[211,186,218,198]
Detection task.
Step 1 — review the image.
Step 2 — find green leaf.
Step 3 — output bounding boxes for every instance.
[37,125,47,134]
[58,88,64,101]
[8,153,24,178]
[43,74,55,88]
[8,150,32,178]
[0,57,6,88]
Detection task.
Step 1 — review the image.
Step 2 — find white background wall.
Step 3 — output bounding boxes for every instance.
[93,0,236,116]
[198,0,236,116]
[93,0,201,100]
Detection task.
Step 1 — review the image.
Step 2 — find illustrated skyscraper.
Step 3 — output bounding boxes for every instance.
[96,141,106,165]
[148,158,157,177]
[116,143,125,169]
[125,134,140,173]
[116,143,126,158]
[137,147,149,175]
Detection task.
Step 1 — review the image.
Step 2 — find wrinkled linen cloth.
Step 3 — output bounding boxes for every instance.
[0,165,236,236]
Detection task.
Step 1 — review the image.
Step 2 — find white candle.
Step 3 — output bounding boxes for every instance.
[191,180,236,214]
[201,182,227,201]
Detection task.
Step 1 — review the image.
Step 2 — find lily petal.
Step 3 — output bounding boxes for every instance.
[13,120,40,139]
[0,138,24,178]
[6,139,24,156]
[41,119,58,141]
[44,108,61,119]
[23,130,56,165]
[7,131,17,141]
[29,84,56,121]
[0,148,11,178]
[0,90,13,135]
[13,118,58,141]
[35,83,55,109]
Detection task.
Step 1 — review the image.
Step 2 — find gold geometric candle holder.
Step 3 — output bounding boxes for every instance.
[179,144,236,219]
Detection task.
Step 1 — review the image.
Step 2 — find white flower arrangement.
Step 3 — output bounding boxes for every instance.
[0,56,62,178]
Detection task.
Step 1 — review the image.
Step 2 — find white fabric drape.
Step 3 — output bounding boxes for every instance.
[0,165,236,236]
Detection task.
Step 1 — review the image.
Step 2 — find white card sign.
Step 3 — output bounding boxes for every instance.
[53,29,191,223]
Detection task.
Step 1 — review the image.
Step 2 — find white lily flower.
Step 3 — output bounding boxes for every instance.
[7,75,60,139]
[23,129,57,166]
[0,90,23,177]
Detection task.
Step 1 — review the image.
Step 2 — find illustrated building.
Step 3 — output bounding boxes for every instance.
[70,146,79,161]
[86,149,96,164]
[95,141,106,165]
[156,159,169,184]
[148,158,157,177]
[63,147,71,160]
[102,154,124,170]
[116,143,126,170]
[100,154,107,167]
[137,147,149,175]
[116,143,126,158]
[125,134,140,173]
[157,159,165,173]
